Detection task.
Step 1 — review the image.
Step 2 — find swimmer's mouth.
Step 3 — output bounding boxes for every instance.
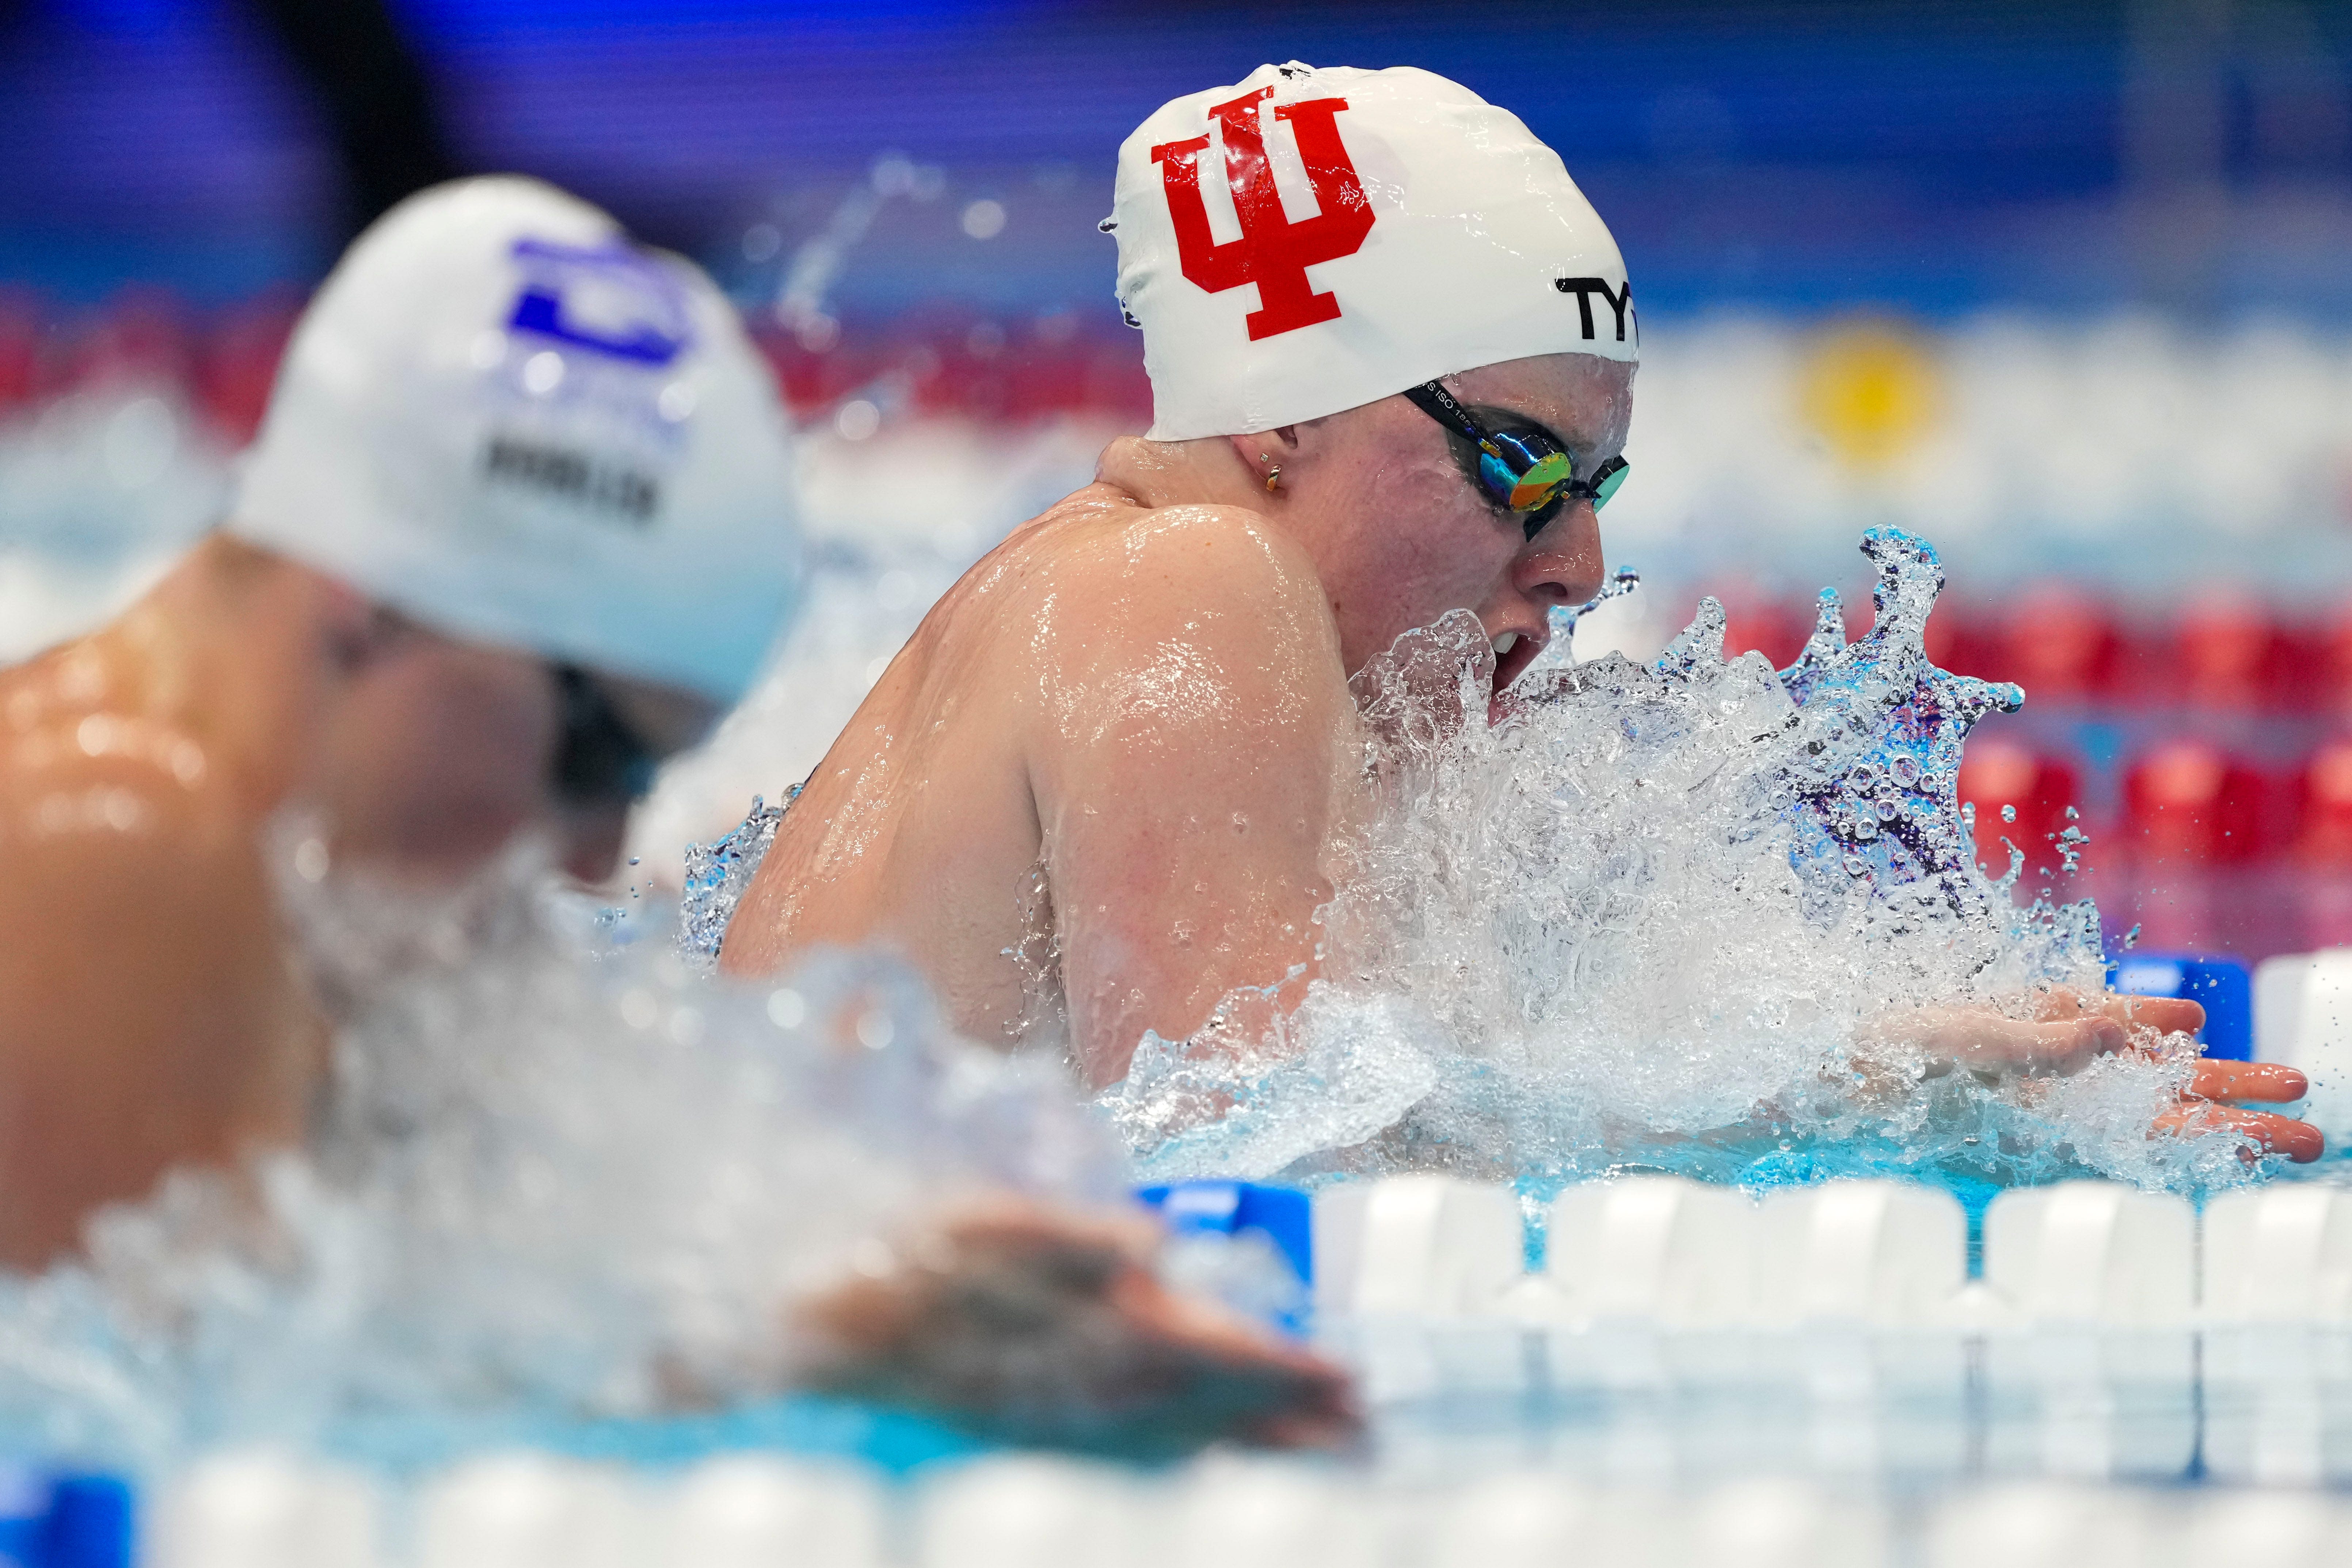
[1491,628,1543,694]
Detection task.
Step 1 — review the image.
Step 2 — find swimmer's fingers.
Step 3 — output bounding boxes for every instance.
[2103,993,2204,1036]
[2187,1059,2308,1106]
[1096,1254,1360,1452]
[1143,1327,1360,1453]
[2153,1103,2325,1164]
[792,1202,1360,1457]
[2031,988,2204,1038]
[1889,1008,2127,1080]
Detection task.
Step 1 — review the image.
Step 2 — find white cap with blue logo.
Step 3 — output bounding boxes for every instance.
[1110,63,1636,443]
[229,175,801,705]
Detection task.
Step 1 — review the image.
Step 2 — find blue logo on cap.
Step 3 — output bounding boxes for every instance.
[506,238,692,367]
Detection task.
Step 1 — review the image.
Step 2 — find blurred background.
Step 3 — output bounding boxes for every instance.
[5,0,2352,960]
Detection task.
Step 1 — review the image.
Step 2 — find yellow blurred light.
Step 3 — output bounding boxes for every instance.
[1799,319,1943,470]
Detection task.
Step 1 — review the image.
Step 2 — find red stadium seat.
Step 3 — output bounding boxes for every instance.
[888,319,1000,421]
[1975,583,2121,705]
[2293,738,2352,867]
[0,293,37,413]
[193,299,298,447]
[752,325,878,420]
[1078,338,1152,427]
[2111,740,2294,954]
[1918,599,1980,673]
[2303,606,2352,720]
[2168,590,2280,712]
[2294,738,2352,949]
[62,289,193,393]
[2121,739,2282,865]
[1957,737,2083,879]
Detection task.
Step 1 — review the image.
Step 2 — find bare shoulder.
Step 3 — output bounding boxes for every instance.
[0,684,303,1264]
[0,701,267,971]
[1038,492,1329,620]
[989,494,1357,784]
[998,493,1341,688]
[0,699,295,1137]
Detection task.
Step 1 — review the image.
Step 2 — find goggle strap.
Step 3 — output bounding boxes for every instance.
[1402,381,1487,448]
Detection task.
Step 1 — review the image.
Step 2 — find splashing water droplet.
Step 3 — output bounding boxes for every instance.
[1567,566,1643,643]
[678,790,796,967]
[1108,527,2208,1199]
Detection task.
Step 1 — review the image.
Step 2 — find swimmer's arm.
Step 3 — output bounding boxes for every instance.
[0,773,312,1265]
[1025,511,1360,1088]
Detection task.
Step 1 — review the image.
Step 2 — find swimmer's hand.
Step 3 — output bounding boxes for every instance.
[790,1200,1359,1459]
[2059,992,2321,1161]
[1862,992,2322,1163]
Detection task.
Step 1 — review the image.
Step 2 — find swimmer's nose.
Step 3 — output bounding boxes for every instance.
[557,806,630,883]
[1518,499,1606,607]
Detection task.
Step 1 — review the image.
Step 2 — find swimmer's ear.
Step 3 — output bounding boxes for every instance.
[1225,425,1302,494]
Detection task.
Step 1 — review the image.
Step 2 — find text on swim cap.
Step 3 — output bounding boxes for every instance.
[1554,276,1635,343]
[1151,87,1375,342]
[482,436,659,524]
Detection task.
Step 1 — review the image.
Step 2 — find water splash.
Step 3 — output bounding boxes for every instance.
[679,791,793,968]
[1771,529,2025,927]
[1113,528,2250,1197]
[0,843,1124,1472]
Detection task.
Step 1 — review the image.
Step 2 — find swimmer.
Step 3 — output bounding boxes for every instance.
[0,178,1350,1449]
[721,64,2319,1163]
[0,177,779,1265]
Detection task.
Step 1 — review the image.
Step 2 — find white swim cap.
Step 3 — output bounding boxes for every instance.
[1110,63,1636,442]
[229,176,801,705]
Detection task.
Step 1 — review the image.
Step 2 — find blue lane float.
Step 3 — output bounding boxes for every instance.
[2111,951,2254,1061]
[1135,1181,1316,1340]
[0,1472,131,1568]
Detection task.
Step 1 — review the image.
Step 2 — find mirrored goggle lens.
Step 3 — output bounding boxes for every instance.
[1588,455,1629,512]
[1478,439,1574,514]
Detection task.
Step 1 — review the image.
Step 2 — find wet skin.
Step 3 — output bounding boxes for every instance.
[723,352,1629,1085]
[0,532,1348,1454]
[722,349,2322,1162]
[0,533,710,1268]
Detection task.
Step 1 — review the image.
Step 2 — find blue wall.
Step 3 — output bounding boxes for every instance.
[3,0,2349,318]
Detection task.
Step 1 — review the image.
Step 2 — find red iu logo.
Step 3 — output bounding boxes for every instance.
[1152,87,1375,342]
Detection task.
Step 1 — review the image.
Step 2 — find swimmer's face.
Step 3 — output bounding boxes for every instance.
[309,615,715,884]
[1257,352,1632,692]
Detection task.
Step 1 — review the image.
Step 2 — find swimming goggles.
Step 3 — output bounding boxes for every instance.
[551,663,661,805]
[1402,380,1628,541]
